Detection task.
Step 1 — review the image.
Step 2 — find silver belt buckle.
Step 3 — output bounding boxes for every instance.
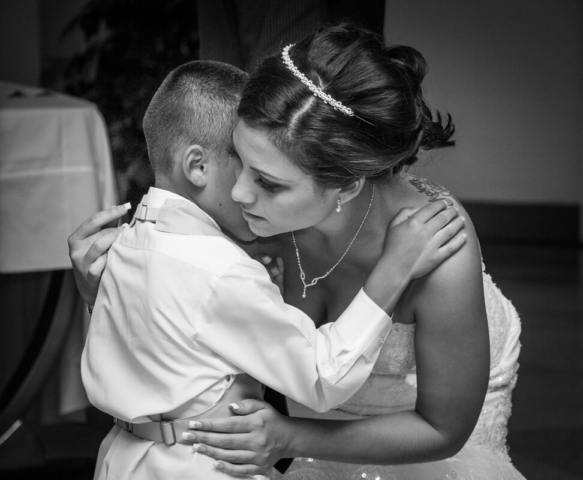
[113,417,133,433]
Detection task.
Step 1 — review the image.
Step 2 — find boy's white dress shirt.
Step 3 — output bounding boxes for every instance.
[82,187,392,480]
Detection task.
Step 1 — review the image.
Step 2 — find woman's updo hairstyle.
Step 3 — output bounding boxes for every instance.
[238,23,455,189]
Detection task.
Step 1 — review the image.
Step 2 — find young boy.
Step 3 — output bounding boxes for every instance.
[79,61,464,480]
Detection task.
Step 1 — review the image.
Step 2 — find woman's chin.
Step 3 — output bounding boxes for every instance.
[247,221,280,238]
[248,225,271,237]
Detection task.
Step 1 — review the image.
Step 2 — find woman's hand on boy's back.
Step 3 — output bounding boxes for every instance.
[67,204,130,305]
[186,399,289,476]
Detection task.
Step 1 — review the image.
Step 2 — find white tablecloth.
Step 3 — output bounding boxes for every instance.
[0,81,118,273]
[0,81,118,418]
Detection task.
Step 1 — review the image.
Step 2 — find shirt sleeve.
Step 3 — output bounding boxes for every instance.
[196,258,392,412]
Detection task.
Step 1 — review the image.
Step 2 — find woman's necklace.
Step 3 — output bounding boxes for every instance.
[291,184,375,299]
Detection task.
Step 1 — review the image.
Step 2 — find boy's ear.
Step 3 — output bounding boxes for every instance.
[337,177,366,206]
[182,144,209,188]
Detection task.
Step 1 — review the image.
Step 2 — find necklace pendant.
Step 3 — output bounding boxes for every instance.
[292,184,375,303]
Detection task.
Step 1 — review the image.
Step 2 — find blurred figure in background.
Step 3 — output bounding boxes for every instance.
[197,0,384,72]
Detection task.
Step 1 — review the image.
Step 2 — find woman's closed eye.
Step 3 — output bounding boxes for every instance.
[254,177,279,193]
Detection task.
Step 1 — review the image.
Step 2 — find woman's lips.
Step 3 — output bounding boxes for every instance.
[241,209,265,222]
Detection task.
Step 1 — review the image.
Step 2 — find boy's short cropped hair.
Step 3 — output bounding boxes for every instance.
[143,60,248,176]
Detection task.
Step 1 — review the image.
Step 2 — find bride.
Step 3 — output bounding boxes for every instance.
[178,24,526,479]
[70,23,525,480]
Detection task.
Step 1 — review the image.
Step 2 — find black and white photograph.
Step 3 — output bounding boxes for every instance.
[0,1,581,479]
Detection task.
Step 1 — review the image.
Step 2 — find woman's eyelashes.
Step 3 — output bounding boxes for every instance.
[254,177,279,192]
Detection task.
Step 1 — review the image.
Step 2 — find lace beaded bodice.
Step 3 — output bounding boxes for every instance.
[333,270,522,461]
[282,265,525,479]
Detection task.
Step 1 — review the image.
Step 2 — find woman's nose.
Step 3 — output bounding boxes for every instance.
[231,172,255,205]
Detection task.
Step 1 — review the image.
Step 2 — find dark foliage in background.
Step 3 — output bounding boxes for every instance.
[62,0,199,206]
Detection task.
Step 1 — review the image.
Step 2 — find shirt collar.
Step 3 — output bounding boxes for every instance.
[138,187,224,236]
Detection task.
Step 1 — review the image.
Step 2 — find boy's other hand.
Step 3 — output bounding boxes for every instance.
[253,254,285,295]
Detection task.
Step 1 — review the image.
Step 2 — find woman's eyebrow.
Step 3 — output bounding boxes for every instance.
[250,166,286,182]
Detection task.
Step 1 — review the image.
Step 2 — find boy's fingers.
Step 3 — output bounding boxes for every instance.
[275,271,284,288]
[412,200,450,223]
[438,232,467,258]
[389,207,419,228]
[432,216,466,246]
[425,206,460,234]
[253,253,272,266]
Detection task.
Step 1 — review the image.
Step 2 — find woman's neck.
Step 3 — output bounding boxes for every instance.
[299,178,407,251]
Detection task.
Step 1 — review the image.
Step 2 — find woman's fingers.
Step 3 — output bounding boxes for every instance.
[214,460,265,477]
[185,431,251,450]
[70,203,130,243]
[84,225,127,264]
[87,252,108,282]
[188,399,269,434]
[193,444,260,465]
[229,398,271,416]
[189,417,254,434]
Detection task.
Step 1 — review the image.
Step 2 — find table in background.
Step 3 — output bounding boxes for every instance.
[0,81,118,422]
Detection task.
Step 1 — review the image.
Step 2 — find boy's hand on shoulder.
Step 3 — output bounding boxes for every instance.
[382,200,467,280]
[364,201,466,315]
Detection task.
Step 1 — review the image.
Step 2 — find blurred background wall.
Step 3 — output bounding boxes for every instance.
[0,0,42,86]
[1,0,582,244]
[385,0,583,245]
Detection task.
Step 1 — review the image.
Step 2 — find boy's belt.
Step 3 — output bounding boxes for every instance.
[113,416,196,445]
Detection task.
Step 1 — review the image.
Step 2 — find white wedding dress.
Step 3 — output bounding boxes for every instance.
[277,266,526,480]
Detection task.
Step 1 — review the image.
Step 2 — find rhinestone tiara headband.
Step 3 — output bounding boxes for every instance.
[281,44,375,126]
[282,44,355,116]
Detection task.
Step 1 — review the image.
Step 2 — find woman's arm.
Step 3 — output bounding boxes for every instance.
[190,229,489,475]
[284,235,490,464]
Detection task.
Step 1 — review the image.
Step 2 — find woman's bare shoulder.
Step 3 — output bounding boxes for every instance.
[405,174,475,233]
[406,175,460,207]
[402,175,485,317]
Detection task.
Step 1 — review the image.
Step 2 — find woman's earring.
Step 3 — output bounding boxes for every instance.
[336,198,342,213]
